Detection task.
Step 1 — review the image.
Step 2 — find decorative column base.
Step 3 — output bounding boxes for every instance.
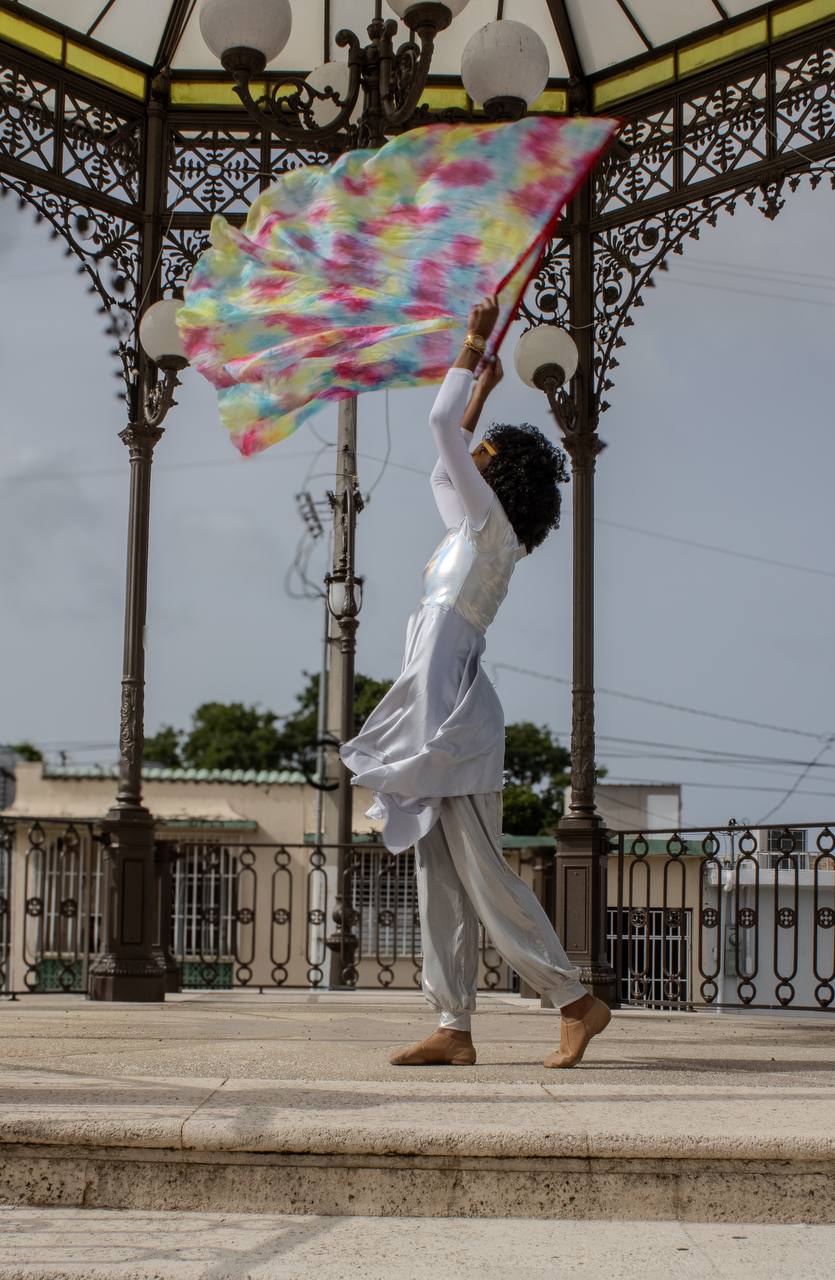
[553,814,619,1008]
[88,808,167,1003]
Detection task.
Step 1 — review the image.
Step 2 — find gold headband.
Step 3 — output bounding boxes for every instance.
[481,439,498,457]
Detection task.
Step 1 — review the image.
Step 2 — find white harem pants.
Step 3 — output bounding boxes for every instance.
[414,793,587,1032]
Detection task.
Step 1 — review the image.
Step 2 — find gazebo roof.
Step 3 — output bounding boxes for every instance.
[2,1,832,110]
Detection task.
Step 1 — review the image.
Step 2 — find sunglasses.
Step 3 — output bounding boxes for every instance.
[473,439,498,460]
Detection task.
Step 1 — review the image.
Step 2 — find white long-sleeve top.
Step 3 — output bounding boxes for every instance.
[428,367,494,531]
[340,366,523,854]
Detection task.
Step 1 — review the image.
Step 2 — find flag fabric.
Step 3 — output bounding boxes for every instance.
[177,115,619,457]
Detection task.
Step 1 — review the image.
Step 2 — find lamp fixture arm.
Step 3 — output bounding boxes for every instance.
[141,361,186,432]
[378,18,438,127]
[225,30,363,142]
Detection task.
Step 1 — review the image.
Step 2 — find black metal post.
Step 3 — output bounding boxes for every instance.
[88,83,169,1002]
[551,178,618,1007]
[88,408,167,1000]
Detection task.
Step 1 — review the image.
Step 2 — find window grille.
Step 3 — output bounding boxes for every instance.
[352,849,422,959]
[607,907,692,1008]
[766,828,807,855]
[173,843,238,964]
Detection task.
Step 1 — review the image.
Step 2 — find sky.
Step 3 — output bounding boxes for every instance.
[1,177,834,831]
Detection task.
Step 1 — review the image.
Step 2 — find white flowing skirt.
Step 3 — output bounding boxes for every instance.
[340,604,505,854]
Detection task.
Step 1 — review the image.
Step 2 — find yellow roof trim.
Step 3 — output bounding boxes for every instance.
[171,79,264,107]
[417,85,468,111]
[531,88,567,114]
[677,18,768,78]
[773,0,835,38]
[0,11,62,62]
[66,41,145,99]
[0,13,145,99]
[594,55,675,110]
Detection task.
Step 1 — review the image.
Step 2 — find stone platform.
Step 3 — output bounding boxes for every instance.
[2,1209,834,1279]
[0,992,833,1224]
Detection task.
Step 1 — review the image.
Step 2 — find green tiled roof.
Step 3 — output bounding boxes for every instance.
[43,765,306,785]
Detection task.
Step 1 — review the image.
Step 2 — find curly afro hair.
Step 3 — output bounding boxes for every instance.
[480,423,569,553]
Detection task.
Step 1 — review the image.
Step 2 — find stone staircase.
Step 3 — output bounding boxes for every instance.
[1,994,834,1226]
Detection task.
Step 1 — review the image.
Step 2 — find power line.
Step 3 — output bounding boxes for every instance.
[593,731,835,769]
[675,255,835,287]
[364,390,392,500]
[492,662,827,741]
[604,775,835,801]
[358,455,835,582]
[0,447,327,488]
[595,517,835,579]
[757,735,835,824]
[660,273,835,310]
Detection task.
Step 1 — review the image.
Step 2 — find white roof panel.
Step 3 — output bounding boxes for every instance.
[24,0,103,31]
[6,1,806,82]
[626,0,722,50]
[94,0,173,67]
[565,0,647,74]
[719,0,771,16]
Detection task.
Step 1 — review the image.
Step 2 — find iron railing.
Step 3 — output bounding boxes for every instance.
[166,838,532,994]
[2,815,833,1012]
[0,820,542,997]
[610,822,835,1014]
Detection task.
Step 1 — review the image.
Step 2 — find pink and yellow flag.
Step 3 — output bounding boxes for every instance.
[177,115,618,456]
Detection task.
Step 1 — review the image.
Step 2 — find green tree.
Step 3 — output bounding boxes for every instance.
[182,702,283,772]
[8,741,43,762]
[502,721,571,836]
[276,672,394,775]
[143,725,183,768]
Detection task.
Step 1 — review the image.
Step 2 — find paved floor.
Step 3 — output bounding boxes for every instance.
[0,993,833,1170]
[1,1207,834,1279]
[1,990,833,1088]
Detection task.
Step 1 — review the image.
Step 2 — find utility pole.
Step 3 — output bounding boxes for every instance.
[323,396,363,987]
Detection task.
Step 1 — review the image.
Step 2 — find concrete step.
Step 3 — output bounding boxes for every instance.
[2,1207,835,1279]
[2,1070,834,1223]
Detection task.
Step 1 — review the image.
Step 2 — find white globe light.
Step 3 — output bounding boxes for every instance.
[461,20,550,109]
[514,324,578,388]
[139,299,187,366]
[200,0,292,62]
[388,1,470,20]
[306,62,360,128]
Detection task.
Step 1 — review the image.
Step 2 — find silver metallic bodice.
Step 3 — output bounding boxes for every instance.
[421,500,522,634]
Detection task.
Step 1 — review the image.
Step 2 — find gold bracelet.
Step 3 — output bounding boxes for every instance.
[463,333,486,354]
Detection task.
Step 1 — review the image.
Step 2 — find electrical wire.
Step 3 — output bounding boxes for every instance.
[364,389,392,500]
[491,661,829,741]
[673,257,835,289]
[756,735,835,824]
[0,447,328,488]
[353,454,835,582]
[604,775,835,801]
[595,517,835,579]
[658,273,835,310]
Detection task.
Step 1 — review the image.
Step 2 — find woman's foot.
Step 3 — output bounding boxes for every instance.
[543,995,611,1069]
[389,1027,476,1066]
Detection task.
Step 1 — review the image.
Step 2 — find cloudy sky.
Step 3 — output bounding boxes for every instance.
[1,177,833,830]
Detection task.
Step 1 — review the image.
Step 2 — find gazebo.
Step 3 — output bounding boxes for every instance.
[1,1,833,1002]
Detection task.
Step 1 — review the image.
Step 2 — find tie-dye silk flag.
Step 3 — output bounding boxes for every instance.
[177,115,619,456]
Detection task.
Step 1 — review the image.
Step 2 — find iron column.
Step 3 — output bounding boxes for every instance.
[88,84,170,1001]
[553,177,618,1007]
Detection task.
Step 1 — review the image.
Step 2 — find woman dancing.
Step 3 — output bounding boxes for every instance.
[341,295,611,1069]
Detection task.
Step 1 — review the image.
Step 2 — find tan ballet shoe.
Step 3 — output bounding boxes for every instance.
[389,1029,476,1066]
[543,996,611,1069]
